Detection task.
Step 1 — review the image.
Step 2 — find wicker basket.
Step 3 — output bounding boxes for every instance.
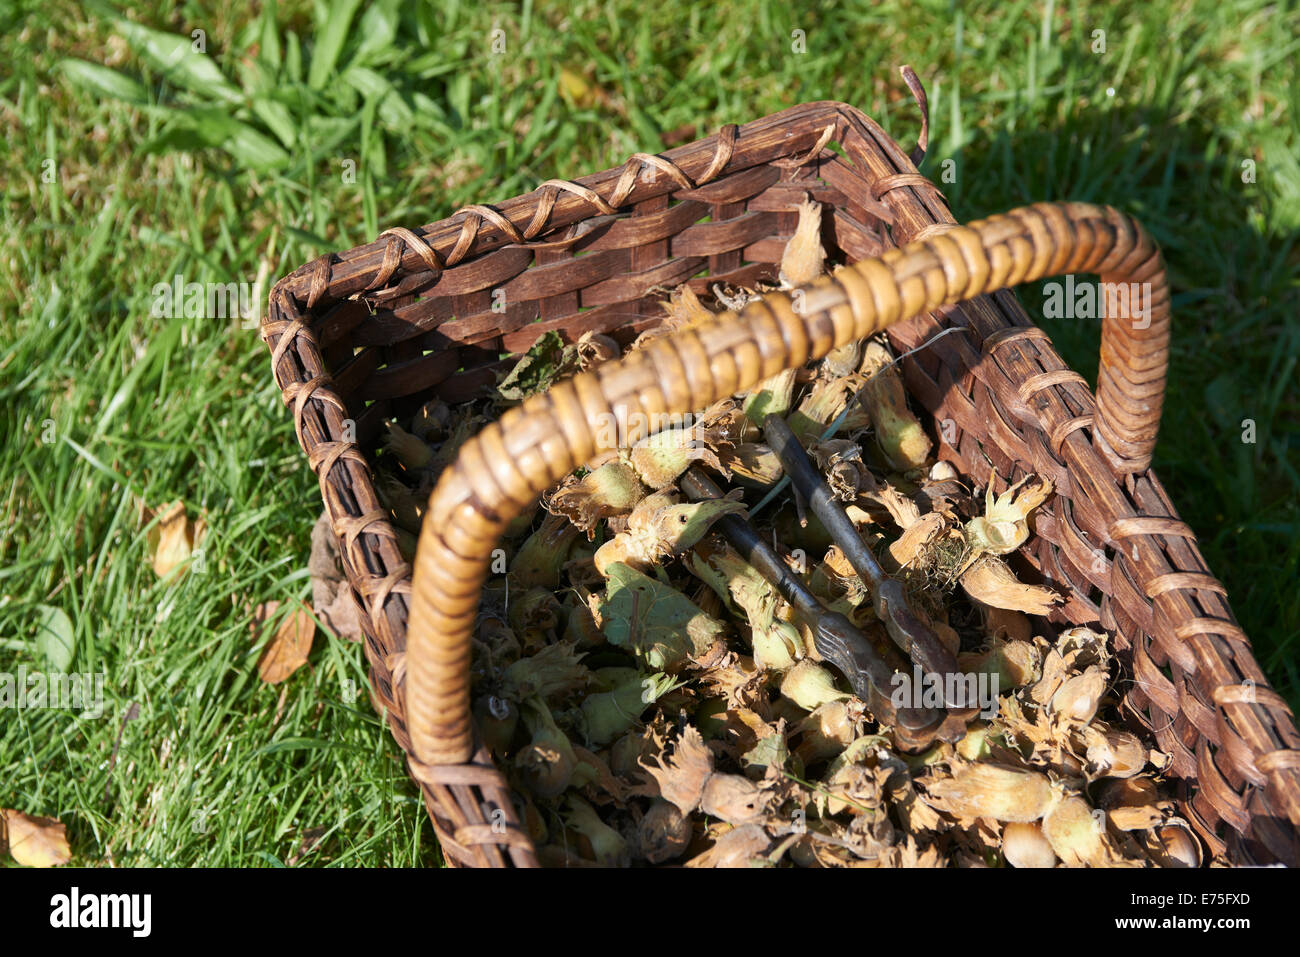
[262,72,1300,868]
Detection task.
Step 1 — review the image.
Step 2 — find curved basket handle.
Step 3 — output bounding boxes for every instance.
[405,201,1171,765]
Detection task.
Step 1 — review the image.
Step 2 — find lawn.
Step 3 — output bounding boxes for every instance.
[1,0,1296,866]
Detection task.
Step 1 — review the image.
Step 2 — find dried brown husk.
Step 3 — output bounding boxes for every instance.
[1107,804,1168,831]
[575,330,620,369]
[699,773,771,825]
[1041,793,1119,867]
[964,474,1054,559]
[915,469,971,519]
[639,725,715,816]
[593,488,747,577]
[959,555,1063,614]
[876,834,947,868]
[923,761,1055,823]
[719,443,784,488]
[809,439,876,500]
[624,421,730,489]
[993,695,1088,780]
[610,717,669,781]
[660,282,716,330]
[546,461,646,535]
[887,511,952,570]
[696,654,766,711]
[695,397,751,445]
[779,198,826,288]
[685,823,772,868]
[822,340,863,379]
[860,480,923,530]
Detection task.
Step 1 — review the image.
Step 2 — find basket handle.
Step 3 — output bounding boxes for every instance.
[405,201,1170,766]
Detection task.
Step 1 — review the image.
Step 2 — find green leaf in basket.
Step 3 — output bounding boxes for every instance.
[496,331,580,402]
[113,18,242,103]
[55,59,149,105]
[597,563,725,672]
[33,604,75,672]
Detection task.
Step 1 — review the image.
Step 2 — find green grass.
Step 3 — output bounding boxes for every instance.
[1,0,1296,866]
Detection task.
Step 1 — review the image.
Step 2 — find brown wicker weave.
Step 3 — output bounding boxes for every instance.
[263,73,1300,868]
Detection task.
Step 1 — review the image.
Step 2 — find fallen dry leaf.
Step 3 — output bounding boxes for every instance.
[2,809,71,867]
[255,602,316,684]
[148,500,206,578]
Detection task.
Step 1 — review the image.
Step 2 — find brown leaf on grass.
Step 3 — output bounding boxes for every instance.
[287,826,328,866]
[147,500,206,578]
[254,602,316,684]
[1,810,71,867]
